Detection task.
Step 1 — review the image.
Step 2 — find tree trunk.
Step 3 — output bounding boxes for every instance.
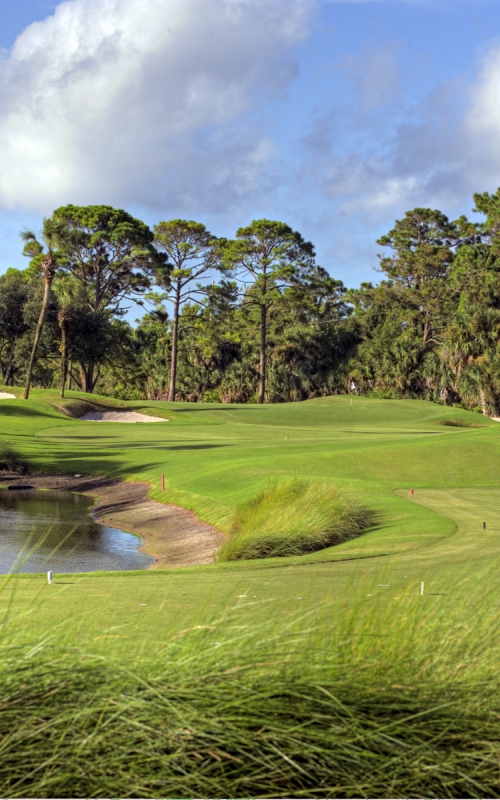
[423,311,430,346]
[168,287,180,402]
[60,319,68,398]
[23,271,53,400]
[479,388,488,416]
[67,361,72,391]
[258,303,267,404]
[4,352,15,386]
[84,363,95,394]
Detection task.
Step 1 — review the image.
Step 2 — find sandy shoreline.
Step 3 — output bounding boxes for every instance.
[0,474,224,569]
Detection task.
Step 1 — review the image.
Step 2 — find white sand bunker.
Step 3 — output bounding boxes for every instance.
[80,411,167,423]
[0,392,16,399]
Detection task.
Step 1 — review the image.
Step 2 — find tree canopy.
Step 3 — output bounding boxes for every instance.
[5,191,500,415]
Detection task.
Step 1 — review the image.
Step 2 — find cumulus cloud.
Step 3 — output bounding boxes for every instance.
[0,0,314,213]
[323,0,494,5]
[300,38,500,234]
[465,44,500,187]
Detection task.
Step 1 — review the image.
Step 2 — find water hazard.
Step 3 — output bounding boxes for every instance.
[0,489,154,573]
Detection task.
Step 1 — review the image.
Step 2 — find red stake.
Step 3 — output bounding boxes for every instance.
[161,473,165,492]
[411,488,414,497]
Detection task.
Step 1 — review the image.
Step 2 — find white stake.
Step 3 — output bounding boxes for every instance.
[47,571,52,585]
[420,581,424,596]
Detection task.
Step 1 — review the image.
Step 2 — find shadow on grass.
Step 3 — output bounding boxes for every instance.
[172,405,265,414]
[0,404,61,419]
[343,430,443,435]
[109,443,228,452]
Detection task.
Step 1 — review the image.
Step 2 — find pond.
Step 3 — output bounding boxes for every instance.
[0,489,154,573]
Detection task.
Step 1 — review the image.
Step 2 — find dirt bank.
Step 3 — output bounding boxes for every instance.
[0,474,224,569]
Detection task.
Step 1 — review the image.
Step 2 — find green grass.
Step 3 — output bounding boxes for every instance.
[0,569,499,798]
[1,386,500,795]
[219,478,373,560]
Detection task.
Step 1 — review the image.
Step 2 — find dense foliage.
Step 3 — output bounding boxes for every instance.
[4,188,500,414]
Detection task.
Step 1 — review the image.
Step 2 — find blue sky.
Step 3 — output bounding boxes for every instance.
[0,0,499,294]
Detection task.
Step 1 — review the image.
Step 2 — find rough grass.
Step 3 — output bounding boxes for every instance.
[218,479,373,561]
[435,418,486,428]
[0,573,499,798]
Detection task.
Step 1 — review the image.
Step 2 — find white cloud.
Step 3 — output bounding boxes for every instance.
[322,0,493,5]
[300,37,500,238]
[0,0,314,213]
[465,43,500,186]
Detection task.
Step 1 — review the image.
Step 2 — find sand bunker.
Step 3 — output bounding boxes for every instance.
[0,393,16,400]
[80,411,167,423]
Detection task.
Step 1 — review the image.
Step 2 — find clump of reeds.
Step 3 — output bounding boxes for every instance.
[436,418,485,428]
[219,478,373,560]
[0,441,26,473]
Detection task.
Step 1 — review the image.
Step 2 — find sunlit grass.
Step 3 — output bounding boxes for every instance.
[0,389,500,795]
[0,569,498,798]
[219,479,374,560]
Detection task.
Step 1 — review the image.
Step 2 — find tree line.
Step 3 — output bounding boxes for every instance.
[1,189,500,414]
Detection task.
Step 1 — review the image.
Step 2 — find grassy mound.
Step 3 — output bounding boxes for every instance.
[435,418,486,428]
[0,441,26,473]
[219,479,373,561]
[53,396,129,418]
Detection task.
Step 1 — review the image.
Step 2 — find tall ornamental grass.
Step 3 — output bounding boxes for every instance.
[0,441,26,473]
[0,571,499,797]
[219,479,373,561]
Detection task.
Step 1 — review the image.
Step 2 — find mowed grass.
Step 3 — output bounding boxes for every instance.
[1,388,500,795]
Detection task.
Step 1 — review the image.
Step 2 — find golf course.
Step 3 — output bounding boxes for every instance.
[0,388,499,797]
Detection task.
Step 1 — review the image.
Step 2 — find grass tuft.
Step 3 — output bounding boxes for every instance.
[0,441,26,473]
[435,418,486,428]
[219,479,373,561]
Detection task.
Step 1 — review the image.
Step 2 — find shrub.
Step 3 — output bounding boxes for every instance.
[219,479,373,561]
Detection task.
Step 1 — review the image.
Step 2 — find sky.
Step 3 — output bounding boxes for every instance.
[0,0,499,294]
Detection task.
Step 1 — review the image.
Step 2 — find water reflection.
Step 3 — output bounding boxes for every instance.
[0,489,154,573]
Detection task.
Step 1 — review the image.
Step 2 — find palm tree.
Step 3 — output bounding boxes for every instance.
[57,307,71,398]
[442,305,500,415]
[53,275,81,399]
[20,219,68,400]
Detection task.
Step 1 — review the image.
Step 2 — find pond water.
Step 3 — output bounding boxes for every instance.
[0,489,154,574]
